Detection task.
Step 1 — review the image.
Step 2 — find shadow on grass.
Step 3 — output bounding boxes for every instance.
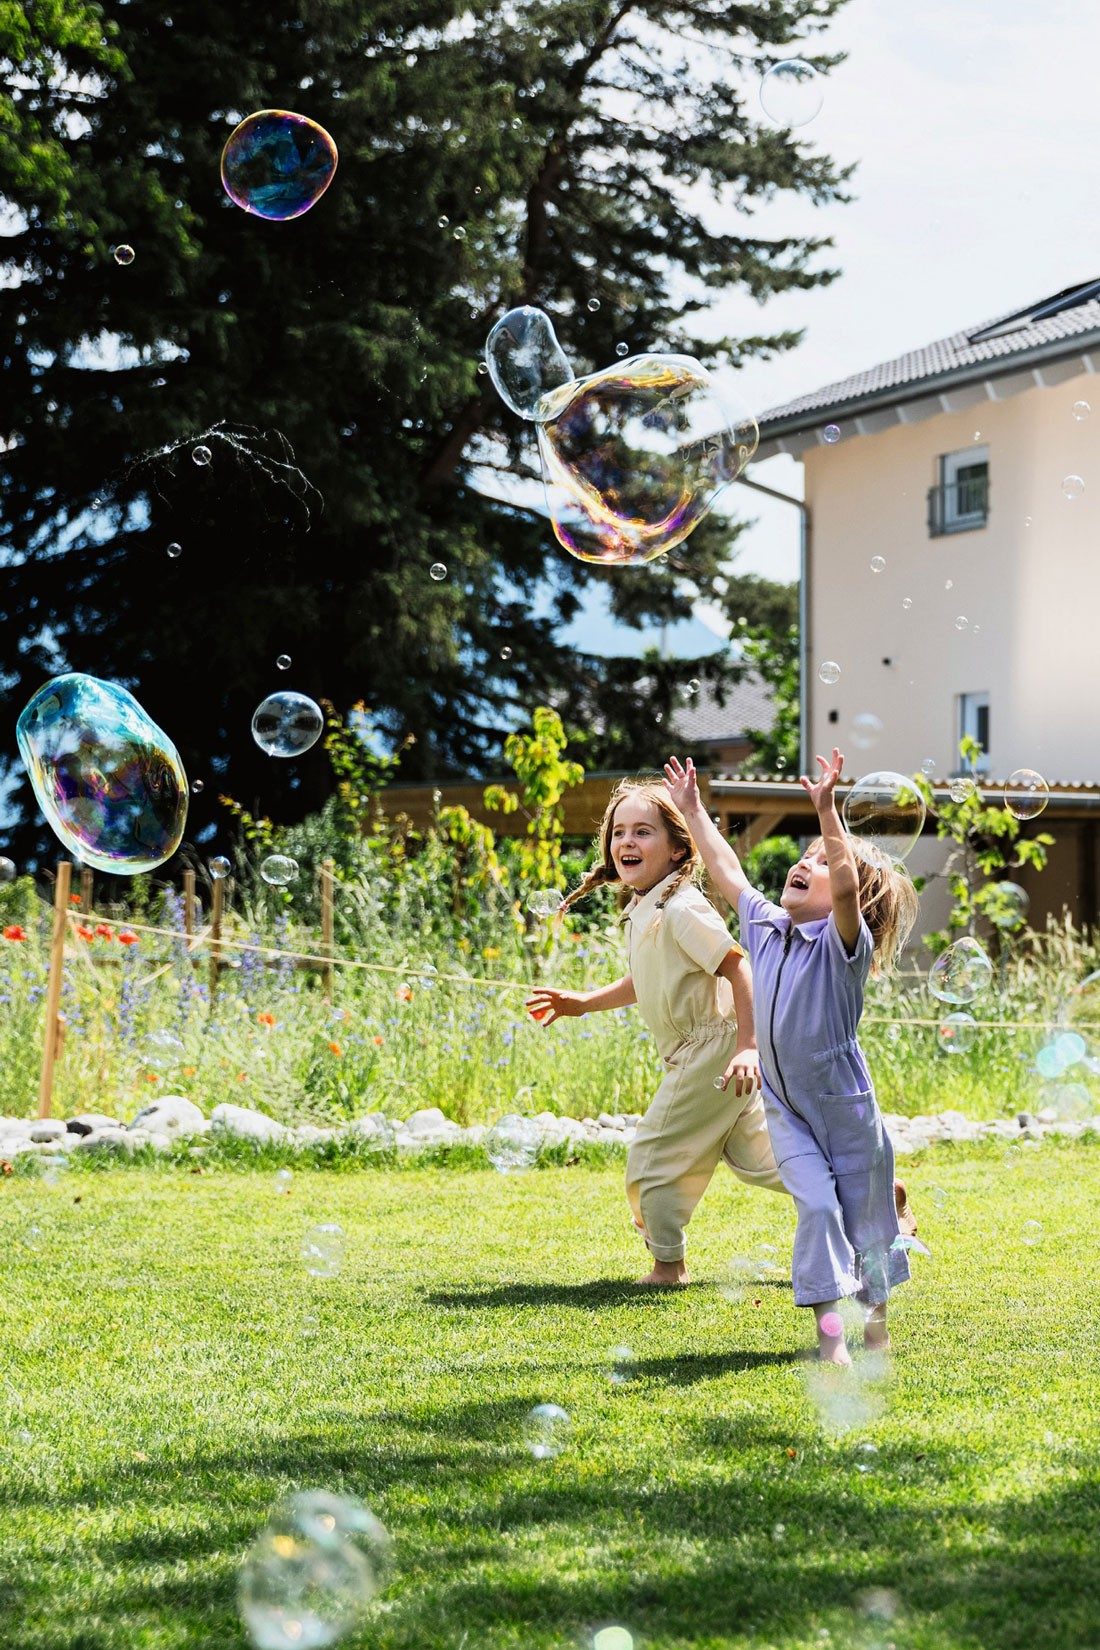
[425,1280,652,1310]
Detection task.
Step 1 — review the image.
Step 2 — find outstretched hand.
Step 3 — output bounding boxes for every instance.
[800,748,845,812]
[663,755,700,814]
[526,988,586,1026]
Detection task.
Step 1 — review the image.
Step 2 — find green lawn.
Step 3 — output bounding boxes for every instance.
[1,1143,1098,1650]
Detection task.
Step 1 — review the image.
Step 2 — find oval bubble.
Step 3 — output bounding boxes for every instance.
[536,354,758,565]
[252,693,324,758]
[16,674,187,873]
[221,110,338,221]
[842,770,926,860]
[301,1221,345,1279]
[261,853,300,887]
[485,305,574,421]
[927,937,993,1005]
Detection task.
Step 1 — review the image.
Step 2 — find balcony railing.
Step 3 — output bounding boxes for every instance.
[927,474,989,536]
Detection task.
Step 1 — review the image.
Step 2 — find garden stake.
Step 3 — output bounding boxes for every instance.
[209,874,224,1004]
[321,858,334,1002]
[80,866,94,915]
[182,869,196,948]
[37,859,72,1119]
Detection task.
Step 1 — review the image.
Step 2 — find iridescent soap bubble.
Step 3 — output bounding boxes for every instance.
[485,1113,540,1172]
[209,855,231,880]
[985,880,1029,931]
[759,59,823,126]
[523,1402,572,1459]
[261,854,300,887]
[937,1012,977,1054]
[823,423,840,444]
[302,1222,345,1279]
[537,353,758,565]
[1063,474,1085,499]
[485,305,573,421]
[16,674,188,873]
[928,937,993,1005]
[842,770,926,859]
[850,712,883,751]
[252,693,324,758]
[221,110,338,221]
[0,857,15,883]
[527,887,564,918]
[238,1490,390,1650]
[1004,768,1049,820]
[869,555,886,573]
[818,660,841,685]
[113,244,135,266]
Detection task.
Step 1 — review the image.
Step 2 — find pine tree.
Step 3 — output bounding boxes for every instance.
[0,0,850,861]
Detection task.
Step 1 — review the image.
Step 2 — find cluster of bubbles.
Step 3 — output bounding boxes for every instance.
[222,111,339,221]
[238,1490,391,1650]
[485,305,758,565]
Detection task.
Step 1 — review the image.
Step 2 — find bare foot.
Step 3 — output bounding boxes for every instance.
[636,1260,689,1287]
[864,1308,890,1353]
[815,1306,852,1366]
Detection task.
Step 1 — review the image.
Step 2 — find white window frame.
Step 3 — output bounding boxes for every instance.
[941,446,989,531]
[958,691,990,772]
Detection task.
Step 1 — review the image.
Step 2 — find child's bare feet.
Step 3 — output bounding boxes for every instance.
[815,1305,852,1365]
[636,1259,689,1287]
[864,1305,890,1352]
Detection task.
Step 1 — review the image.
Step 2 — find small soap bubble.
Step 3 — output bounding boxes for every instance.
[772,1522,786,1542]
[251,692,324,758]
[775,754,787,769]
[0,857,15,883]
[954,615,969,632]
[1004,768,1048,820]
[192,444,212,467]
[476,360,488,375]
[261,853,299,888]
[986,880,1029,932]
[1072,400,1090,421]
[823,423,841,444]
[527,888,564,918]
[937,1012,977,1054]
[593,1629,633,1650]
[684,678,700,698]
[850,712,883,751]
[499,645,513,661]
[1062,474,1085,500]
[928,937,993,1005]
[859,1588,900,1622]
[1024,514,1033,527]
[607,1344,636,1386]
[759,58,823,126]
[437,214,450,228]
[191,779,204,794]
[166,542,182,559]
[586,298,601,313]
[615,341,629,357]
[16,673,187,873]
[452,225,466,241]
[818,660,841,685]
[523,1403,572,1459]
[901,596,913,610]
[842,770,925,859]
[209,855,231,880]
[302,1221,345,1279]
[23,1223,45,1252]
[486,1114,540,1172]
[944,578,954,590]
[113,244,135,266]
[221,110,338,220]
[276,654,292,671]
[1022,1219,1043,1246]
[949,776,976,803]
[274,1168,292,1194]
[869,555,886,573]
[429,563,447,581]
[237,1490,390,1650]
[920,758,936,775]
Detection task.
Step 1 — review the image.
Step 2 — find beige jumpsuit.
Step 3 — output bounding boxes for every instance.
[624,872,788,1262]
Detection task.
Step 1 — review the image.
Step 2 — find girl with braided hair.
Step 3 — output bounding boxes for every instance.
[527,778,788,1286]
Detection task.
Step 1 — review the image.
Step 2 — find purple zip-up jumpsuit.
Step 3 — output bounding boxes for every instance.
[737,886,909,1308]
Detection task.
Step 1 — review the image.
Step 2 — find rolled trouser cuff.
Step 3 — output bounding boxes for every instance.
[647,1242,687,1263]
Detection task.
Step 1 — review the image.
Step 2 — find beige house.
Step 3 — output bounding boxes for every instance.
[748,276,1100,932]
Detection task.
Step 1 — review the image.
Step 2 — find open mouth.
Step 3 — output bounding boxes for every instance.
[619,854,643,869]
[788,872,809,891]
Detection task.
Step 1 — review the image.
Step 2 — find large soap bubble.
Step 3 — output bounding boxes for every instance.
[221,111,338,221]
[927,937,993,1005]
[759,59,824,127]
[537,354,758,565]
[238,1489,390,1650]
[485,306,573,421]
[842,771,926,860]
[1004,768,1049,820]
[485,1114,540,1173]
[252,693,324,758]
[16,674,187,873]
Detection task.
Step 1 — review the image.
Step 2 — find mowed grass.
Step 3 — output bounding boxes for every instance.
[1,1143,1098,1650]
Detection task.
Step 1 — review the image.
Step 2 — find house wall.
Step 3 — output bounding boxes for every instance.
[802,370,1100,787]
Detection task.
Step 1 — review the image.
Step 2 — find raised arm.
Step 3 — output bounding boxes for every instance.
[663,756,752,906]
[800,748,860,954]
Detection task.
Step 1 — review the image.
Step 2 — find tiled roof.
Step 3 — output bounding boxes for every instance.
[758,277,1100,435]
[668,671,775,744]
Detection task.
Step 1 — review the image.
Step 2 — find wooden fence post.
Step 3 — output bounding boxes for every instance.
[321,858,335,1002]
[208,874,224,1003]
[37,860,72,1119]
[80,866,93,915]
[182,868,196,944]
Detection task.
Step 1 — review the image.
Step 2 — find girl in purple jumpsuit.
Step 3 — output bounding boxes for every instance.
[665,750,919,1364]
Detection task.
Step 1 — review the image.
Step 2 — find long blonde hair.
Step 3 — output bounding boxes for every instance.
[563,779,703,913]
[807,836,919,975]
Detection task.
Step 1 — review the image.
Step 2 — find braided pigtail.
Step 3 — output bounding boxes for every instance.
[560,859,619,913]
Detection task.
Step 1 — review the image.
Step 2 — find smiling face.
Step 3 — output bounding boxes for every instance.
[780,839,835,923]
[608,795,687,894]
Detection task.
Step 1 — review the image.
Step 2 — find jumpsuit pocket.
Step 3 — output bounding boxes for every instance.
[820,1091,882,1175]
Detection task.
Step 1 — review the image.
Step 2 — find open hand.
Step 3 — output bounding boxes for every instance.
[526,988,586,1026]
[716,1046,760,1098]
[799,748,845,813]
[663,755,700,814]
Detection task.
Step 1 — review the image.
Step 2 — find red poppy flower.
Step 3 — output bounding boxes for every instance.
[75,924,94,941]
[328,1041,343,1057]
[68,893,82,905]
[117,931,138,945]
[95,924,114,940]
[256,1011,276,1027]
[2,925,26,942]
[372,1035,384,1047]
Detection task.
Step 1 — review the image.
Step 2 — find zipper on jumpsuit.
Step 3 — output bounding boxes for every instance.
[767,927,795,1110]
